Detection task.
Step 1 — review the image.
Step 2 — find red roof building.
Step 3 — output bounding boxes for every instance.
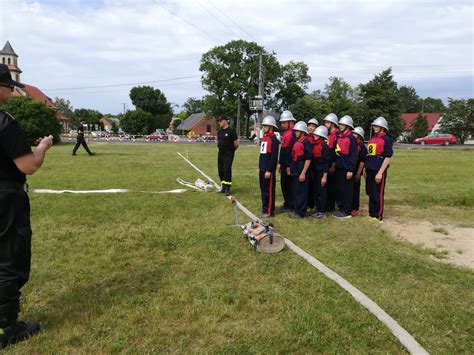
[401,112,442,132]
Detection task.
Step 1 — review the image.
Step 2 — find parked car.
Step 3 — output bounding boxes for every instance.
[414,134,457,146]
[148,131,168,141]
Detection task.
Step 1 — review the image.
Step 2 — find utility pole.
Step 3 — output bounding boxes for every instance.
[257,53,264,145]
[122,103,126,114]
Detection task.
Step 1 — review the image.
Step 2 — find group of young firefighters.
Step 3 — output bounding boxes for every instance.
[258,111,393,223]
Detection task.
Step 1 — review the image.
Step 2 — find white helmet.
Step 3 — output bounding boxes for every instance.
[339,115,354,129]
[353,126,365,139]
[293,121,308,134]
[314,126,328,140]
[371,116,389,131]
[280,110,296,122]
[262,115,278,129]
[307,118,319,126]
[323,113,338,126]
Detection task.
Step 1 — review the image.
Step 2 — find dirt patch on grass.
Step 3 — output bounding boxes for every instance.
[383,220,474,269]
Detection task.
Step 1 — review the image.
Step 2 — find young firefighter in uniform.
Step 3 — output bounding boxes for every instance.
[278,110,296,212]
[351,127,367,216]
[323,113,339,211]
[310,126,331,219]
[306,118,318,211]
[0,64,53,348]
[288,121,313,219]
[217,116,239,196]
[333,115,357,219]
[365,117,393,223]
[258,116,280,218]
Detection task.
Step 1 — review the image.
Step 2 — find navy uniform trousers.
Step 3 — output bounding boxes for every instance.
[259,171,276,215]
[312,171,327,213]
[336,169,354,215]
[0,186,31,323]
[291,174,309,217]
[365,169,387,220]
[280,167,293,210]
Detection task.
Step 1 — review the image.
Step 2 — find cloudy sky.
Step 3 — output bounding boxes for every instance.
[1,0,472,114]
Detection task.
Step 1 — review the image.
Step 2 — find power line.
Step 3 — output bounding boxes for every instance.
[207,0,259,43]
[153,0,221,42]
[44,75,202,91]
[196,1,240,38]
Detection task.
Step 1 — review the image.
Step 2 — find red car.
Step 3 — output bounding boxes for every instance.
[148,131,168,141]
[414,133,457,146]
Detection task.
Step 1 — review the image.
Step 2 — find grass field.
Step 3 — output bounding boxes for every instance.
[8,142,474,353]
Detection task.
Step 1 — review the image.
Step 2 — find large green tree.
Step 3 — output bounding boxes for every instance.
[273,61,311,110]
[290,94,326,121]
[398,85,421,113]
[200,40,281,135]
[73,108,102,128]
[1,96,62,144]
[129,86,172,116]
[183,97,203,114]
[440,98,474,144]
[120,109,154,135]
[323,77,357,117]
[357,68,404,139]
[421,97,446,112]
[53,97,74,119]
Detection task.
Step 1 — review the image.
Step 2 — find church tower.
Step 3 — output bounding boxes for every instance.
[0,41,22,84]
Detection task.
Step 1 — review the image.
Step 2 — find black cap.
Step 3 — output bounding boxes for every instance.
[0,64,24,88]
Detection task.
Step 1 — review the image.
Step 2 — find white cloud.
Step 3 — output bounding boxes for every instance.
[0,0,472,114]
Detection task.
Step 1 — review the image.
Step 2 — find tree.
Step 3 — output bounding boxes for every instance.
[183,97,203,114]
[323,77,356,117]
[421,97,446,112]
[73,108,102,128]
[410,112,429,142]
[273,61,311,110]
[1,96,62,144]
[358,68,404,139]
[440,98,474,144]
[290,95,326,121]
[129,86,172,116]
[119,109,153,135]
[398,85,421,113]
[53,97,74,119]
[200,40,281,135]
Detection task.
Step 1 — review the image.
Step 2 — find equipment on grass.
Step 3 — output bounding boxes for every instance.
[176,178,215,192]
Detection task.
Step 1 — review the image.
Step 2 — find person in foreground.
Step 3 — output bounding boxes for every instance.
[0,63,53,348]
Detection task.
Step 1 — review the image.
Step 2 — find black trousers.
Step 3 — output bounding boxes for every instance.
[0,188,31,323]
[259,171,276,215]
[280,166,293,209]
[326,171,336,211]
[312,171,327,213]
[352,178,361,211]
[336,169,354,215]
[366,170,387,220]
[218,151,234,187]
[73,137,92,155]
[291,174,309,217]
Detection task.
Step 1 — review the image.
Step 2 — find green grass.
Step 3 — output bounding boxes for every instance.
[8,143,473,353]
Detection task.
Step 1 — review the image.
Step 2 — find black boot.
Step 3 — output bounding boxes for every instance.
[225,185,231,196]
[0,320,41,349]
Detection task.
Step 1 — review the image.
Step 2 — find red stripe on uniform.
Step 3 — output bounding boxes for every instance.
[378,172,385,220]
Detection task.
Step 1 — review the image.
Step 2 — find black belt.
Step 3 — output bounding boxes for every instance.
[0,181,29,192]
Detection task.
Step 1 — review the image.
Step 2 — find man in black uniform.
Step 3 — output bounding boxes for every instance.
[72,119,95,156]
[0,64,53,348]
[217,116,239,196]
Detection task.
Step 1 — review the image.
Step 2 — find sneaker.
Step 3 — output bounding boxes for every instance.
[288,212,304,219]
[0,321,41,349]
[351,210,359,216]
[261,213,274,218]
[311,212,327,219]
[367,216,384,224]
[333,212,352,219]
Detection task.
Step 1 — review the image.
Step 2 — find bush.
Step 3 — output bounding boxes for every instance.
[1,96,62,145]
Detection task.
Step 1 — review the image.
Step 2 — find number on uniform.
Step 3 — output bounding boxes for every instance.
[260,141,268,154]
[368,143,376,156]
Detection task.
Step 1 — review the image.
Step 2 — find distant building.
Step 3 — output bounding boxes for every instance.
[2,40,70,132]
[401,112,443,135]
[177,112,217,136]
[100,117,120,132]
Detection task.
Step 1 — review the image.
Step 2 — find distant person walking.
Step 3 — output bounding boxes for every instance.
[72,119,95,156]
[217,116,239,196]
